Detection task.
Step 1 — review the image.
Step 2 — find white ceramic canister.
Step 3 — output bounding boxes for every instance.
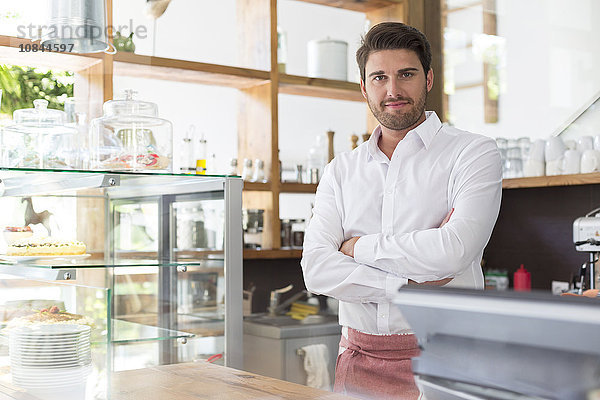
[307,38,348,81]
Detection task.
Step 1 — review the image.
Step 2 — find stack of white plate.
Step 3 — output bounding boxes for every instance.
[8,324,92,394]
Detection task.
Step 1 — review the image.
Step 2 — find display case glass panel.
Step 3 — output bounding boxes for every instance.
[0,168,243,393]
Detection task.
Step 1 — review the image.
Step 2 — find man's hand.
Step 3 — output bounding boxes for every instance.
[407,278,453,286]
[340,236,360,258]
[439,208,454,228]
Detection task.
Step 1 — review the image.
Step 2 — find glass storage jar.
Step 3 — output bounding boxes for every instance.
[242,209,264,249]
[89,90,173,172]
[1,99,78,169]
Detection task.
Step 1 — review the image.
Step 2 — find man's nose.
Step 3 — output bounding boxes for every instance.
[386,77,403,98]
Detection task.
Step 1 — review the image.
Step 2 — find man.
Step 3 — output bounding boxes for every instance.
[301,22,502,399]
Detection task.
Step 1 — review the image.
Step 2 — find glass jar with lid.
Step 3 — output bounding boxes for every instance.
[89,90,173,172]
[1,99,77,169]
[291,219,306,248]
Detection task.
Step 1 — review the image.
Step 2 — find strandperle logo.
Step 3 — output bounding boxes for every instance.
[16,19,148,40]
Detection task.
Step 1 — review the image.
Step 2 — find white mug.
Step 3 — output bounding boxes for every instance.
[564,140,577,151]
[562,149,581,175]
[523,159,545,177]
[546,159,562,176]
[545,137,566,162]
[577,136,594,153]
[580,150,600,173]
[594,135,600,150]
[528,139,546,162]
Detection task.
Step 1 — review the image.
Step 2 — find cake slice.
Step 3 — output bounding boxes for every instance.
[7,237,87,256]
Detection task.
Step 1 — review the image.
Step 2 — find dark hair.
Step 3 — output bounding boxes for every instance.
[356,22,432,82]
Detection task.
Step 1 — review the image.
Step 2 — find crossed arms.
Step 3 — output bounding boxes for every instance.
[300,138,502,304]
[338,209,454,287]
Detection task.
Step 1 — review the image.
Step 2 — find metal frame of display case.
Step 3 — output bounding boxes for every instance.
[106,176,243,367]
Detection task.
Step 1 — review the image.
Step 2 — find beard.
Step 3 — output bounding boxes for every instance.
[366,85,427,131]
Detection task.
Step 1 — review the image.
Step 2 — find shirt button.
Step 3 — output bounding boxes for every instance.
[380,314,386,318]
[385,189,393,195]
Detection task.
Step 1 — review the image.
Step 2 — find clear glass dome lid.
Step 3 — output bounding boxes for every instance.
[13,99,66,126]
[103,89,158,117]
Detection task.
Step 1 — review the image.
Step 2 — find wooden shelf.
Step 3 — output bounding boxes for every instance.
[280,182,318,193]
[279,74,364,102]
[243,249,303,259]
[243,182,272,191]
[0,35,102,71]
[502,173,600,189]
[296,0,404,13]
[113,52,270,89]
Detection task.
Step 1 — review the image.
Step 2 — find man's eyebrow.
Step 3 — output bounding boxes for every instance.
[368,67,420,78]
[368,70,385,78]
[397,67,419,73]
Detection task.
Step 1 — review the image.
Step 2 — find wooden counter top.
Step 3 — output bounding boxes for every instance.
[111,362,354,400]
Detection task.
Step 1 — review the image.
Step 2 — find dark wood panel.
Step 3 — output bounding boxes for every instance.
[484,185,599,290]
[244,258,306,313]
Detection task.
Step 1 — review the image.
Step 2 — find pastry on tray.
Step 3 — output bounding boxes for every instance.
[6,237,86,256]
[3,226,33,245]
[0,299,66,323]
[7,305,94,328]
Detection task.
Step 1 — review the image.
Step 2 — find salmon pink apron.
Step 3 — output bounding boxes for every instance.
[334,327,421,400]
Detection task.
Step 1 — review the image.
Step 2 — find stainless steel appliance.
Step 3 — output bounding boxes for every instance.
[394,286,600,400]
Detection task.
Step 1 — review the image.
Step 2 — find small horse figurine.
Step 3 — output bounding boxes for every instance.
[22,197,53,236]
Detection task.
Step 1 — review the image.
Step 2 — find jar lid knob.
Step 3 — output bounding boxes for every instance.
[33,99,48,111]
[123,89,137,101]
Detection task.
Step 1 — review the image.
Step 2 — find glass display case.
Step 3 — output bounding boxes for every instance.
[0,168,243,399]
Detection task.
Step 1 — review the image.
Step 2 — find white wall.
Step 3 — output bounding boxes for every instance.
[112,0,368,218]
[446,0,600,140]
[278,0,366,82]
[113,0,241,67]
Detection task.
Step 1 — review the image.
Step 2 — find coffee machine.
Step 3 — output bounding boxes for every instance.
[572,207,600,291]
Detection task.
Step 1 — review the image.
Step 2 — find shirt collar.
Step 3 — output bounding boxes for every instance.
[367,111,443,161]
[415,111,442,149]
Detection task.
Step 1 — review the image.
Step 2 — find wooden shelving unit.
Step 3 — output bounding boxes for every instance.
[299,0,405,12]
[243,249,303,259]
[0,0,443,258]
[280,182,318,193]
[242,182,273,191]
[113,53,270,89]
[279,74,363,101]
[502,173,600,189]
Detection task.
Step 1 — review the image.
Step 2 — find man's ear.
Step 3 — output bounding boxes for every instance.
[426,68,434,92]
[360,79,367,100]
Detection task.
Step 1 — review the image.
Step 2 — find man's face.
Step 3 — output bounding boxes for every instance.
[361,49,433,131]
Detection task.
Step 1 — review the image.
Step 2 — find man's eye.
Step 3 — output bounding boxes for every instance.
[401,72,413,78]
[373,76,385,81]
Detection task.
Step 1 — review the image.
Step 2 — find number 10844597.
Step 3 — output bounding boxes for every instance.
[19,43,74,53]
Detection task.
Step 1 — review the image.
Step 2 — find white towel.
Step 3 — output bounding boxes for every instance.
[300,343,331,390]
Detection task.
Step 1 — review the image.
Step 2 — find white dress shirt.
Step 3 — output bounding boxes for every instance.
[301,111,502,334]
